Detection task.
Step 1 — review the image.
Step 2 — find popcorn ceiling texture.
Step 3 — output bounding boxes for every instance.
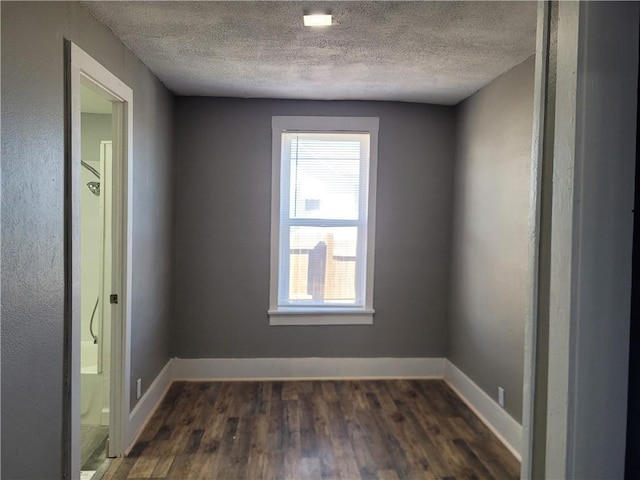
[83,1,536,105]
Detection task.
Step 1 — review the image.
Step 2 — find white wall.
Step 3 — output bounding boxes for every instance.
[80,113,112,426]
[80,113,110,350]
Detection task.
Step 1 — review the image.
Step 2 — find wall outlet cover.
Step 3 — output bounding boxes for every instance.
[498,386,505,407]
[136,378,142,399]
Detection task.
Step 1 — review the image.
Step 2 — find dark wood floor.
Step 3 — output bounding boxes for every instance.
[103,380,519,480]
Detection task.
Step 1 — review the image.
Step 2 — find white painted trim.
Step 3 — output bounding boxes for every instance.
[123,357,524,467]
[68,44,83,478]
[172,357,445,381]
[1,19,3,480]
[126,360,173,453]
[521,3,550,478]
[269,116,379,326]
[546,3,638,477]
[545,2,579,477]
[109,86,134,461]
[444,360,522,461]
[268,310,374,325]
[69,42,133,471]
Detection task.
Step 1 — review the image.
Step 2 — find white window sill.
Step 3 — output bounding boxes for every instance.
[268,308,374,326]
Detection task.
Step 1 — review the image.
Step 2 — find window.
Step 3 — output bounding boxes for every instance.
[269,116,379,325]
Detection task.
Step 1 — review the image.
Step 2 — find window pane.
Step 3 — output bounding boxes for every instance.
[288,135,364,220]
[287,226,359,305]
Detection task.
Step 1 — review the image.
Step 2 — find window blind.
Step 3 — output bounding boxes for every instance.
[279,132,370,307]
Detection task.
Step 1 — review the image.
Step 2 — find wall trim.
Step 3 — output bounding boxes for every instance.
[172,357,445,381]
[126,359,173,452]
[69,41,135,470]
[125,357,523,463]
[444,360,522,460]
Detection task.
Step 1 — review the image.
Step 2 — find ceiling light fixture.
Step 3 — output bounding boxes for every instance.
[303,14,332,27]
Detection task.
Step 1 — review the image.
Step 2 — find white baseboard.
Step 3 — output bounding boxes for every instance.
[444,360,522,460]
[126,359,173,451]
[171,357,446,380]
[124,356,523,463]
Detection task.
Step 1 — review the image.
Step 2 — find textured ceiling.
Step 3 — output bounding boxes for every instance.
[83,1,537,105]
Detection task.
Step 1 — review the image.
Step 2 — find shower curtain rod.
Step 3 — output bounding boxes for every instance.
[81,160,100,179]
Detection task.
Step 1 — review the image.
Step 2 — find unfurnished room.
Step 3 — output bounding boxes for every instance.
[2,2,639,480]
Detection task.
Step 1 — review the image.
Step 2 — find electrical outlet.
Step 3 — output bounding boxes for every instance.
[136,378,142,399]
[498,386,505,408]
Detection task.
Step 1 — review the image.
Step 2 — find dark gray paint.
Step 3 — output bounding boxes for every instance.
[173,98,455,358]
[565,2,638,476]
[449,57,535,423]
[1,2,174,478]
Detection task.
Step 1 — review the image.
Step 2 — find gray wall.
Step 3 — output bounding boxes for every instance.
[173,98,455,358]
[1,2,175,478]
[448,57,535,422]
[555,2,638,477]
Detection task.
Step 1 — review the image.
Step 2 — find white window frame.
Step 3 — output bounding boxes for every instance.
[269,116,379,326]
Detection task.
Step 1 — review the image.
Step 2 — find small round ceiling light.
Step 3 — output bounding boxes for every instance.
[303,14,332,27]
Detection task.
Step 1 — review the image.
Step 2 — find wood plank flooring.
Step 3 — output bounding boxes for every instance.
[103,380,519,480]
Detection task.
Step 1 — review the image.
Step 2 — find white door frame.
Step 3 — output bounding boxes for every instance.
[68,42,133,476]
[520,2,550,478]
[521,1,639,478]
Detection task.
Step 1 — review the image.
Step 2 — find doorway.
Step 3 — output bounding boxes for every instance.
[67,42,134,478]
[79,82,113,477]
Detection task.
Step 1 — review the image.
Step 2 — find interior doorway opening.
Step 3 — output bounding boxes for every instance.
[67,42,134,479]
[79,80,113,477]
